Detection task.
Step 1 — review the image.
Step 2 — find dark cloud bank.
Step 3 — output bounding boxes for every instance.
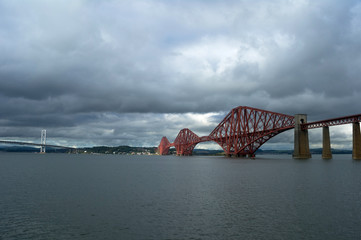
[0,0,360,148]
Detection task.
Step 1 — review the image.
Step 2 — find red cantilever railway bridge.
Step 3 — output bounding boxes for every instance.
[158,106,361,157]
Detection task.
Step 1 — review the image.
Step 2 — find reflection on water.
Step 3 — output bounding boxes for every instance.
[1,153,361,240]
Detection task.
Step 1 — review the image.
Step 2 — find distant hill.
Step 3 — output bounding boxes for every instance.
[192,149,224,155]
[80,146,157,155]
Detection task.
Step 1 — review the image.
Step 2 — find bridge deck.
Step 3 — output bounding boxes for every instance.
[0,140,76,150]
[302,114,361,130]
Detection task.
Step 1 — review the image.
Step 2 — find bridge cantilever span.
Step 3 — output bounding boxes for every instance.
[209,106,295,157]
[158,106,295,157]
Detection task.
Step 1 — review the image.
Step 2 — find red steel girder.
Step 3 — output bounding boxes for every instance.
[158,136,171,155]
[209,106,295,156]
[158,106,295,156]
[173,128,201,155]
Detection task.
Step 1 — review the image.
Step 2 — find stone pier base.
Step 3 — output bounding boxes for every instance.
[322,126,332,159]
[293,114,311,159]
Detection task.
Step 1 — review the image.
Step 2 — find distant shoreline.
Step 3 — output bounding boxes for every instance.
[0,145,352,155]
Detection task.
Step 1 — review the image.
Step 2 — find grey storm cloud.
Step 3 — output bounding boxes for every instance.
[0,0,361,148]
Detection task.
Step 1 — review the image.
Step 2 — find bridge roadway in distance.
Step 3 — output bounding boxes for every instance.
[0,140,77,150]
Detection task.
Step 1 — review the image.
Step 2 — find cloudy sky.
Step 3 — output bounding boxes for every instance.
[1,0,361,150]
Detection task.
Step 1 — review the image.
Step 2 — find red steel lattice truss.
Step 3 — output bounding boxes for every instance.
[209,106,295,156]
[158,136,171,155]
[158,106,295,156]
[173,128,202,156]
[158,106,361,156]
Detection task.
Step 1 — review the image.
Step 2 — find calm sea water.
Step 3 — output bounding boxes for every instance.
[0,153,361,240]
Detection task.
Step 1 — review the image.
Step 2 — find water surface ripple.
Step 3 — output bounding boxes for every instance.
[1,153,360,239]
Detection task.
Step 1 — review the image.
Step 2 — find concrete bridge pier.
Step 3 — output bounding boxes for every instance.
[352,122,361,160]
[322,126,332,159]
[293,114,311,159]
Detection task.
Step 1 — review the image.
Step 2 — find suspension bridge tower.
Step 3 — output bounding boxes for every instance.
[40,129,46,153]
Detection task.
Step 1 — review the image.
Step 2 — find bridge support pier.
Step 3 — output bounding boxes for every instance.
[322,126,332,159]
[293,114,311,159]
[352,122,361,160]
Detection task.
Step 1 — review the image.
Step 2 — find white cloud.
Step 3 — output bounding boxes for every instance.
[0,0,360,149]
[165,36,240,78]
